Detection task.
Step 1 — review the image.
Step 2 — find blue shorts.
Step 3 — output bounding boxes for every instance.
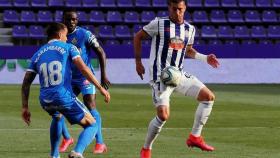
[72,78,96,95]
[40,97,90,124]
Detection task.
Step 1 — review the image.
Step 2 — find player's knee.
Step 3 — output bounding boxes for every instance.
[80,113,95,126]
[198,88,215,101]
[157,109,169,121]
[207,92,215,101]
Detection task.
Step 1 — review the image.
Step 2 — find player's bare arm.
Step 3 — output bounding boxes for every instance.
[73,57,110,103]
[134,30,150,80]
[186,45,220,68]
[21,71,36,126]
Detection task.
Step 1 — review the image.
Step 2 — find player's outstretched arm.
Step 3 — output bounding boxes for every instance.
[73,57,110,103]
[21,71,36,126]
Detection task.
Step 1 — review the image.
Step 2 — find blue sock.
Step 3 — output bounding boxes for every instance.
[61,117,71,140]
[74,122,98,154]
[50,116,63,157]
[90,109,103,144]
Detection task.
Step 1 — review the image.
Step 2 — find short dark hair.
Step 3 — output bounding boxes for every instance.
[46,22,67,40]
[62,8,77,18]
[167,0,186,5]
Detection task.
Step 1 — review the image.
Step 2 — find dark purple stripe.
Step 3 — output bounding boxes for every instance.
[171,24,181,66]
[160,20,170,70]
[153,33,160,81]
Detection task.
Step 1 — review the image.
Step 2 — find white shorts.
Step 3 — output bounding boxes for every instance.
[150,72,205,107]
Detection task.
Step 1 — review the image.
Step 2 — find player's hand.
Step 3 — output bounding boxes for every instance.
[22,107,31,126]
[101,75,111,90]
[99,87,110,103]
[136,61,145,80]
[207,54,220,68]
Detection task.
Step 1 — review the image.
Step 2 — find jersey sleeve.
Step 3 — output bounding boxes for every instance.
[143,17,159,37]
[69,44,81,60]
[187,25,196,45]
[85,30,100,48]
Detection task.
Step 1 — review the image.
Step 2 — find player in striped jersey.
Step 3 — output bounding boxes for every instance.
[134,0,220,157]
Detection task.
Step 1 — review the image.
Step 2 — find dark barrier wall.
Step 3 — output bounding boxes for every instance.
[0,45,280,59]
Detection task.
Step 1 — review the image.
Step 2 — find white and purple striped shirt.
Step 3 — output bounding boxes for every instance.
[143,17,195,81]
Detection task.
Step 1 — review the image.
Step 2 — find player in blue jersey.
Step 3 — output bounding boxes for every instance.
[57,10,111,154]
[21,22,110,158]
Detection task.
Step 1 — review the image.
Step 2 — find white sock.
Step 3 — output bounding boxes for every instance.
[191,101,214,137]
[143,116,166,149]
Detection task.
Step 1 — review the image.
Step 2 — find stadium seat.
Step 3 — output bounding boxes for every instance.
[221,0,237,7]
[13,0,29,7]
[251,26,266,38]
[81,25,95,34]
[241,39,257,45]
[65,0,82,7]
[54,10,63,22]
[153,0,167,7]
[192,11,209,22]
[48,0,64,7]
[31,0,47,7]
[188,0,203,7]
[228,10,244,22]
[122,40,133,45]
[135,0,151,7]
[157,11,168,17]
[133,24,143,34]
[256,0,271,7]
[238,0,254,7]
[107,11,122,23]
[217,26,233,38]
[204,0,220,7]
[77,11,88,23]
[21,11,36,23]
[12,25,28,38]
[115,25,131,38]
[201,25,217,38]
[3,10,19,23]
[259,40,273,44]
[98,25,114,38]
[272,0,280,7]
[37,11,53,23]
[194,40,206,45]
[234,26,250,38]
[141,11,156,23]
[210,10,227,23]
[262,10,277,22]
[82,0,98,7]
[245,10,261,22]
[267,25,280,38]
[29,25,45,39]
[124,11,140,23]
[105,40,120,46]
[225,40,239,45]
[89,11,105,23]
[208,39,223,45]
[117,0,133,7]
[0,0,12,7]
[100,0,116,7]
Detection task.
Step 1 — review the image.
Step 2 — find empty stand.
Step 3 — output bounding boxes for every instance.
[89,11,105,23]
[107,11,123,23]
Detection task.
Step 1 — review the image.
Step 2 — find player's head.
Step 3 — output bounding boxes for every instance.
[168,0,186,24]
[63,9,78,33]
[46,22,68,42]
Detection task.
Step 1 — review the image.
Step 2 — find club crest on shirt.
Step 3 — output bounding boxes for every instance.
[71,38,78,45]
[169,36,184,50]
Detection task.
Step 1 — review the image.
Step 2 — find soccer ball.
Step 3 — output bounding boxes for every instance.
[160,66,182,87]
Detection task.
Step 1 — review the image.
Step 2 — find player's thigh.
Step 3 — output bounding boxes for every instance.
[150,81,175,107]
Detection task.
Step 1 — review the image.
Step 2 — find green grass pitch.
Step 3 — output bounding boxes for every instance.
[0,84,280,158]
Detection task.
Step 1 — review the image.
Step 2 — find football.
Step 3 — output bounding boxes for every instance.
[160,66,182,87]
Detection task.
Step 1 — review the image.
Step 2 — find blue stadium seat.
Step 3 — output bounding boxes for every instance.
[135,0,151,7]
[3,10,19,23]
[13,0,29,7]
[242,39,257,45]
[100,0,116,7]
[204,0,220,7]
[218,26,233,38]
[234,26,250,38]
[272,0,280,7]
[77,11,88,23]
[157,11,168,17]
[124,11,140,23]
[201,26,216,38]
[188,0,203,7]
[221,0,237,7]
[37,11,53,23]
[122,40,133,45]
[54,10,63,22]
[89,11,105,23]
[133,24,143,33]
[81,25,95,34]
[21,11,36,23]
[105,40,120,46]
[29,25,45,39]
[117,0,133,7]
[208,39,223,45]
[0,0,12,7]
[98,25,114,38]
[228,10,244,22]
[48,0,64,7]
[262,10,277,22]
[115,25,131,38]
[31,0,47,7]
[251,26,266,38]
[107,11,122,23]
[141,11,156,23]
[256,0,271,7]
[210,10,227,23]
[65,0,82,7]
[225,40,239,45]
[192,11,209,23]
[194,40,206,45]
[245,10,261,22]
[12,25,28,38]
[267,25,280,38]
[82,0,98,7]
[259,40,273,45]
[153,0,167,7]
[238,0,254,7]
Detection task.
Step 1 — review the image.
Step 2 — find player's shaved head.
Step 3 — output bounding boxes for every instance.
[168,0,186,24]
[46,22,67,41]
[63,9,78,33]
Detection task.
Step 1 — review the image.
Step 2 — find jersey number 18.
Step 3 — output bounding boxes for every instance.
[39,61,62,87]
